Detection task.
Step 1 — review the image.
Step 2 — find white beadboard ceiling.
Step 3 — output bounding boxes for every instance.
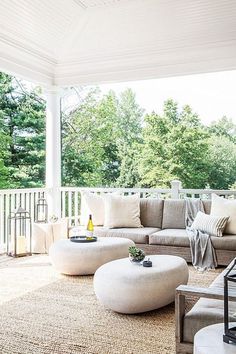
[0,0,235,86]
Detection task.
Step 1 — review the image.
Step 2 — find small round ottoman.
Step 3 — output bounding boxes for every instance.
[49,237,134,275]
[94,255,189,314]
[194,323,236,354]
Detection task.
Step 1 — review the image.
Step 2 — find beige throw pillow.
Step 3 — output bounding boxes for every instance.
[80,191,104,226]
[103,194,142,229]
[210,194,236,235]
[191,211,229,237]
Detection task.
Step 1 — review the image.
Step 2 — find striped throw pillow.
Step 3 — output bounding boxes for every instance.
[191,211,229,237]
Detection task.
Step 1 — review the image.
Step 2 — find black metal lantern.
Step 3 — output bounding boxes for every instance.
[35,196,48,223]
[7,207,32,257]
[223,258,236,344]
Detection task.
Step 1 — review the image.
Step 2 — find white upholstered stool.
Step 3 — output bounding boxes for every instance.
[194,323,236,354]
[32,219,68,253]
[94,255,189,314]
[49,237,134,275]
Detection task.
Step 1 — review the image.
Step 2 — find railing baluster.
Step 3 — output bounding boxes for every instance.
[68,191,72,226]
[5,194,9,246]
[0,194,4,250]
[74,191,79,226]
[61,191,65,218]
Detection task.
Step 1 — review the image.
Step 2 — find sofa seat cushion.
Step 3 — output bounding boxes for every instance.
[183,297,236,343]
[211,234,236,250]
[94,227,159,244]
[149,228,236,251]
[149,229,189,247]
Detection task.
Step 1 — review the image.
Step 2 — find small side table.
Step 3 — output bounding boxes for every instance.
[32,219,68,254]
[194,323,236,354]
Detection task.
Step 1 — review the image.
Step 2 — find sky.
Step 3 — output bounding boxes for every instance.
[99,70,236,126]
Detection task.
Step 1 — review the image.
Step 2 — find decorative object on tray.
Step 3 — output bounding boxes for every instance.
[143,258,152,267]
[70,236,97,243]
[86,214,94,237]
[128,246,145,264]
[223,257,236,345]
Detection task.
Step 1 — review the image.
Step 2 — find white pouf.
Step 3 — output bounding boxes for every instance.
[32,219,68,254]
[194,323,236,354]
[94,255,189,314]
[49,237,134,275]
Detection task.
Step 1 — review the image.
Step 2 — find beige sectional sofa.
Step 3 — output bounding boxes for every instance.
[93,198,236,266]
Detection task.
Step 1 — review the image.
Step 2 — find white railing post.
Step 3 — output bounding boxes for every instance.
[171,180,182,199]
[45,87,62,219]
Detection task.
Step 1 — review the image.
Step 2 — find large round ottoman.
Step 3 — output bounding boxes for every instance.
[94,255,189,314]
[49,237,134,275]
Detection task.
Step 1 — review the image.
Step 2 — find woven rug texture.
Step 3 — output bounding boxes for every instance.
[0,255,222,354]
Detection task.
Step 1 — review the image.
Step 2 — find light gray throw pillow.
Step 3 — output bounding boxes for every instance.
[191,211,229,237]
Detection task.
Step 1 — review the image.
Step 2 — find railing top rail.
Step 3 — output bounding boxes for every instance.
[180,189,236,195]
[60,187,171,193]
[61,187,236,195]
[0,187,49,195]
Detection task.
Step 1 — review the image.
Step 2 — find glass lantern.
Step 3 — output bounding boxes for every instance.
[7,207,32,257]
[35,196,48,223]
[223,257,236,344]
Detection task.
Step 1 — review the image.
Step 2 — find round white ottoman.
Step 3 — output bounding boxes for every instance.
[49,237,134,275]
[194,323,236,354]
[94,255,189,314]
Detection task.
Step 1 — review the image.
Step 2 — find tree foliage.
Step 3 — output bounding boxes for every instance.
[139,100,209,188]
[0,72,235,190]
[0,73,45,188]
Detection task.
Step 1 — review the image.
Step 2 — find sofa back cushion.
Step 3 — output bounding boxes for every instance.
[202,200,211,214]
[103,194,142,228]
[162,199,186,229]
[140,198,163,228]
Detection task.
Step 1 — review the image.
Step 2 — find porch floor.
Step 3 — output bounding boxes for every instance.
[0,255,222,354]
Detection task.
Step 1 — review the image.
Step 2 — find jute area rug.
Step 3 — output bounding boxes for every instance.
[0,255,222,354]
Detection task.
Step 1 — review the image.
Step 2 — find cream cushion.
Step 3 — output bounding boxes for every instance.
[32,219,68,253]
[210,194,236,234]
[103,194,142,228]
[80,191,104,226]
[191,211,229,237]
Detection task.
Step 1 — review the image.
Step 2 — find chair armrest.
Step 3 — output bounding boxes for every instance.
[176,284,236,301]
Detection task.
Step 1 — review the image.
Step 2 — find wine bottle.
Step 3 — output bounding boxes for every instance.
[86,214,94,237]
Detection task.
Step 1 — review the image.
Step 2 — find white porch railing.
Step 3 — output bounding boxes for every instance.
[0,187,48,251]
[0,181,236,249]
[60,181,236,227]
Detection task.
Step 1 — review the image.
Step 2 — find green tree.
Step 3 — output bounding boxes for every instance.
[0,72,46,188]
[209,116,236,142]
[62,88,144,188]
[167,104,209,188]
[207,116,236,189]
[138,111,173,187]
[115,89,144,187]
[139,100,209,188]
[0,113,10,187]
[207,135,236,189]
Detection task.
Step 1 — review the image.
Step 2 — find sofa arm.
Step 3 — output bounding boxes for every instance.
[176,284,236,301]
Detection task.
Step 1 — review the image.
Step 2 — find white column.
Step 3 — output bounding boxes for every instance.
[45,87,61,218]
